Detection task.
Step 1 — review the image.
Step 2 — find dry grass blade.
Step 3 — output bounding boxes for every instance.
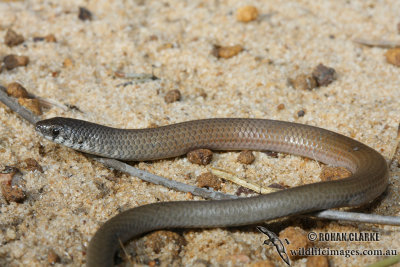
[210,167,277,194]
[353,38,400,48]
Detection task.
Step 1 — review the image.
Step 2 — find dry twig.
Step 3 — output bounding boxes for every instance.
[353,38,400,48]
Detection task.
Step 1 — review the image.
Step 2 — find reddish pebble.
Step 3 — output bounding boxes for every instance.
[237,150,255,164]
[164,89,181,103]
[196,172,221,190]
[3,54,29,70]
[187,149,213,165]
[4,29,24,47]
[312,64,336,86]
[79,7,92,21]
[6,82,29,98]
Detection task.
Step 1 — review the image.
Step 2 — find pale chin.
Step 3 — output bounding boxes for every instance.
[36,131,46,138]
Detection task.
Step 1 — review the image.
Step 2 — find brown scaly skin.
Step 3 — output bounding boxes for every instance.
[35,118,388,267]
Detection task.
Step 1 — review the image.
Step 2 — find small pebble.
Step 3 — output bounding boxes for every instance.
[164,89,181,103]
[6,82,29,98]
[18,98,42,115]
[212,44,243,59]
[0,167,24,198]
[320,166,351,181]
[4,29,24,47]
[47,249,60,264]
[187,149,213,165]
[78,7,92,21]
[20,158,43,173]
[297,110,305,117]
[279,227,311,260]
[185,192,193,200]
[63,58,74,68]
[385,48,400,67]
[236,6,259,22]
[38,143,46,157]
[277,103,285,111]
[289,74,318,90]
[33,34,57,43]
[44,34,57,42]
[51,71,60,77]
[0,182,26,203]
[196,172,221,190]
[312,64,336,86]
[237,150,255,164]
[148,260,158,267]
[306,255,330,267]
[3,54,29,70]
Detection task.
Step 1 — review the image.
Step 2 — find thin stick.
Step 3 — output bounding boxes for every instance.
[1,87,400,225]
[0,86,40,124]
[353,38,400,48]
[310,210,400,226]
[94,158,236,200]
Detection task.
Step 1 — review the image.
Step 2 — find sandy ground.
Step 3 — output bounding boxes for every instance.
[0,0,399,266]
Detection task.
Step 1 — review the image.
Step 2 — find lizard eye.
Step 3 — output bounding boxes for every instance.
[52,128,60,137]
